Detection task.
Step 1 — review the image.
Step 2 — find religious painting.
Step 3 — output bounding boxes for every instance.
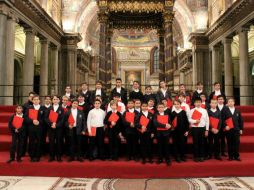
[125,71,142,90]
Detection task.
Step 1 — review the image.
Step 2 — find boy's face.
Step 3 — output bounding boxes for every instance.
[82,84,87,91]
[127,101,134,109]
[197,84,203,90]
[96,83,102,89]
[72,101,78,109]
[52,97,60,104]
[157,105,164,112]
[148,100,154,107]
[134,101,141,108]
[214,84,220,91]
[16,107,23,114]
[228,99,235,107]
[179,85,185,91]
[33,97,40,105]
[111,103,117,110]
[194,100,202,108]
[78,96,85,102]
[45,97,51,105]
[141,104,148,111]
[145,87,152,94]
[113,96,120,101]
[62,97,68,105]
[179,96,185,103]
[116,80,122,87]
[217,97,224,104]
[133,82,139,89]
[200,95,206,102]
[174,101,181,109]
[210,100,217,108]
[65,86,71,93]
[94,101,101,109]
[28,94,34,101]
[160,81,166,88]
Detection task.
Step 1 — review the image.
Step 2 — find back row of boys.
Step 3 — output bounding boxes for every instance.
[7,79,243,166]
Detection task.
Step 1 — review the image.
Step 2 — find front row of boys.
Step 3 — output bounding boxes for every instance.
[7,93,243,165]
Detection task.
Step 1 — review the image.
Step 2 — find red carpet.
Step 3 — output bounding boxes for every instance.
[0,105,254,178]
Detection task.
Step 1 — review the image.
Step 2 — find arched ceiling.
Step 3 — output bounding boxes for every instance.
[61,0,208,52]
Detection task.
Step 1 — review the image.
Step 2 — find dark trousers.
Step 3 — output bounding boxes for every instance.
[21,127,29,156]
[226,129,240,158]
[157,133,170,160]
[41,124,48,154]
[48,128,63,158]
[10,132,24,160]
[108,129,120,159]
[80,135,89,158]
[220,130,227,154]
[89,127,105,159]
[208,132,220,157]
[28,126,42,159]
[126,133,138,158]
[63,127,71,155]
[139,132,152,160]
[69,127,82,159]
[192,127,205,158]
[173,131,186,159]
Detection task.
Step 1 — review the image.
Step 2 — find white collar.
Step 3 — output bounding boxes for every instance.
[79,102,85,106]
[215,90,221,96]
[135,108,141,112]
[133,89,139,92]
[33,104,40,110]
[210,108,217,112]
[65,93,71,97]
[128,108,135,113]
[16,113,23,117]
[45,104,51,108]
[159,112,164,115]
[197,89,203,94]
[82,90,87,94]
[142,111,148,117]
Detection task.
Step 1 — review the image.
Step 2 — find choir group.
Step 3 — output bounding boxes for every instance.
[7,78,244,166]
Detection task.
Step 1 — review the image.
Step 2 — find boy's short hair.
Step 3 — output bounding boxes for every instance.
[94,98,102,104]
[217,95,224,100]
[179,93,186,98]
[133,81,139,84]
[32,94,39,100]
[194,97,202,103]
[148,98,155,102]
[116,78,122,82]
[145,85,152,89]
[71,99,79,103]
[52,95,61,99]
[179,84,185,87]
[127,99,134,103]
[227,97,235,102]
[28,91,36,96]
[15,105,23,110]
[200,93,206,97]
[196,82,203,86]
[210,99,218,103]
[134,99,141,103]
[157,103,164,107]
[213,82,220,86]
[62,95,69,100]
[141,102,148,106]
[81,82,87,85]
[113,92,121,98]
[45,95,51,99]
[110,100,118,106]
[174,99,181,104]
[96,81,102,85]
[77,94,85,98]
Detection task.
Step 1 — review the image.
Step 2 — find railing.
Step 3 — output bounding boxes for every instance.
[0,84,253,105]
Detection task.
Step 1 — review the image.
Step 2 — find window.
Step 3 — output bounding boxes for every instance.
[153,48,159,72]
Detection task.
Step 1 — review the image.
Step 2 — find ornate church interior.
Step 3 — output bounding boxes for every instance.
[0,0,254,105]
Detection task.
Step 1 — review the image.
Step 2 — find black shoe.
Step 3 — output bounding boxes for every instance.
[181,157,186,162]
[142,159,146,164]
[68,157,74,162]
[35,158,40,162]
[166,159,171,166]
[228,157,233,161]
[193,158,199,162]
[175,157,181,163]
[148,158,153,164]
[199,157,204,162]
[77,157,84,162]
[215,156,222,161]
[57,156,62,162]
[48,157,55,162]
[157,159,163,164]
[221,152,227,157]
[206,155,212,160]
[234,157,241,161]
[17,158,22,163]
[6,159,14,164]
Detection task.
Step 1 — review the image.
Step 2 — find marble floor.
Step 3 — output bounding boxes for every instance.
[0,176,254,190]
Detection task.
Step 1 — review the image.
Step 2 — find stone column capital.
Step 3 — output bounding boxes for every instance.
[237,26,250,34]
[23,26,36,36]
[222,37,233,45]
[39,37,49,45]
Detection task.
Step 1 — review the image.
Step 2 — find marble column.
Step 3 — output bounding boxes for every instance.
[39,38,49,98]
[98,13,108,84]
[61,33,82,93]
[105,28,113,91]
[179,72,185,84]
[189,33,209,90]
[50,45,59,95]
[223,37,233,98]
[164,15,174,88]
[22,27,36,102]
[212,45,221,84]
[158,29,165,81]
[239,28,251,105]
